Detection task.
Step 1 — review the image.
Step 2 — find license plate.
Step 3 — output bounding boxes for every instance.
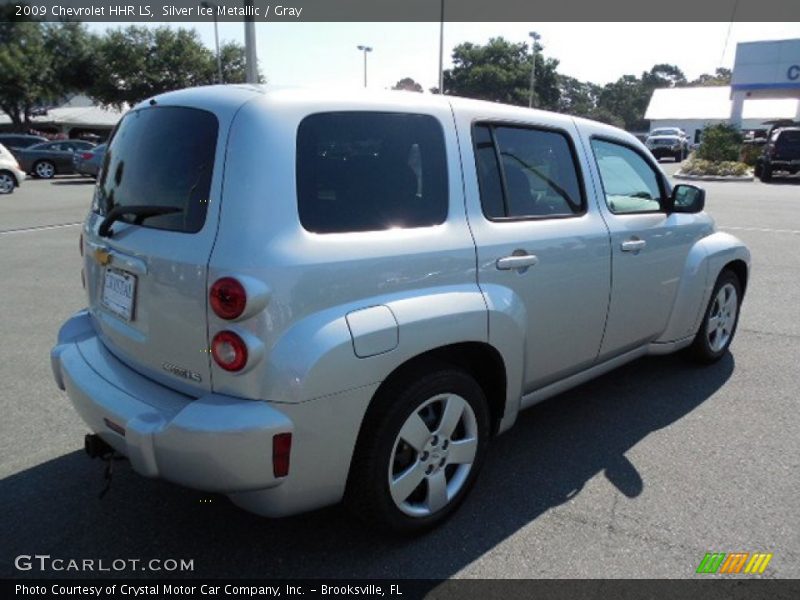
[101,268,137,322]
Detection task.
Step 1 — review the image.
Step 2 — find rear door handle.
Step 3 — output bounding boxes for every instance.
[621,239,646,253]
[496,254,539,271]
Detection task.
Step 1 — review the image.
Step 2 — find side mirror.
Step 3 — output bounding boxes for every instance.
[669,184,705,213]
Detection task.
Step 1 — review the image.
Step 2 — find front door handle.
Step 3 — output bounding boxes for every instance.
[621,238,647,253]
[496,254,539,271]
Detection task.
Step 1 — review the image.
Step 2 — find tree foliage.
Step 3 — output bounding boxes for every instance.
[0,21,95,129]
[0,21,253,128]
[443,37,560,109]
[392,77,423,92]
[689,67,732,87]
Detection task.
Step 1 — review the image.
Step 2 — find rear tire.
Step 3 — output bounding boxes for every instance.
[759,163,772,183]
[754,162,763,178]
[0,170,15,194]
[689,270,742,364]
[346,366,490,534]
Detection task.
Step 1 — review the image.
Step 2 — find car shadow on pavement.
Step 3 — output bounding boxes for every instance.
[49,179,95,186]
[1,352,733,580]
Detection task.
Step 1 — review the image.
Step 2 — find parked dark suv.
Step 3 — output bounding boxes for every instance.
[755,127,800,182]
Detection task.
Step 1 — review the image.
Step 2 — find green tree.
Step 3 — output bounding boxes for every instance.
[689,68,732,87]
[442,37,560,109]
[556,75,601,116]
[218,41,249,84]
[89,26,254,108]
[392,77,423,92]
[642,63,687,88]
[0,21,96,130]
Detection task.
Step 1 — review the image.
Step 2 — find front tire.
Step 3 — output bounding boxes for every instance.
[34,160,55,179]
[689,270,742,363]
[0,170,16,194]
[346,367,490,534]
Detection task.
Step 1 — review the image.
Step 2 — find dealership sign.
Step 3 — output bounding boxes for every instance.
[732,39,800,90]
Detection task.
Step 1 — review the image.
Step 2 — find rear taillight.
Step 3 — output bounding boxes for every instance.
[211,330,248,372]
[80,152,93,160]
[272,433,292,478]
[210,277,247,320]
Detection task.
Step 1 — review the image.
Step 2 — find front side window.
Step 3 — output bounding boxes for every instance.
[296,112,448,233]
[473,123,584,220]
[590,139,664,214]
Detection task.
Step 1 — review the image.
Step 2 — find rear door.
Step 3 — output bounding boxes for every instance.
[83,104,225,396]
[461,118,611,392]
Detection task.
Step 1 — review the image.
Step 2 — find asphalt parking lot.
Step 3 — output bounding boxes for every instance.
[1,166,798,580]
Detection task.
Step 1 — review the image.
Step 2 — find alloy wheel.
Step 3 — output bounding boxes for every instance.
[706,282,738,353]
[388,393,478,517]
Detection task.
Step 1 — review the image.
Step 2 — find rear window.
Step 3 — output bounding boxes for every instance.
[95,106,218,234]
[777,130,800,146]
[296,112,448,233]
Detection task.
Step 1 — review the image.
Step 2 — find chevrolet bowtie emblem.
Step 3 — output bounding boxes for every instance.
[94,248,112,266]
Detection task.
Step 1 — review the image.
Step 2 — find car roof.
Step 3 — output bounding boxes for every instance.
[140,84,633,141]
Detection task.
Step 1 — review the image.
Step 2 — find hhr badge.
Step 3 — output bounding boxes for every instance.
[162,362,202,383]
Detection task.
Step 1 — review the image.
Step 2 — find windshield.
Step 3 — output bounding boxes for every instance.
[651,129,679,136]
[95,106,218,234]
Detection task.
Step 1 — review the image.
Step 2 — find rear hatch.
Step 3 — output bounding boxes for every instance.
[82,98,237,396]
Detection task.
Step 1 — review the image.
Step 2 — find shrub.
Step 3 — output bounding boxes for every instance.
[739,142,764,166]
[696,123,743,162]
[681,158,750,177]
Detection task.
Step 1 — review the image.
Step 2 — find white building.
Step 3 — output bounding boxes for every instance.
[645,38,800,143]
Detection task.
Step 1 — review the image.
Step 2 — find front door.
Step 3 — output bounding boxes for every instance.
[583,136,704,357]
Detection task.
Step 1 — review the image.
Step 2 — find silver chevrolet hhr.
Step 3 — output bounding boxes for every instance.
[52,85,750,533]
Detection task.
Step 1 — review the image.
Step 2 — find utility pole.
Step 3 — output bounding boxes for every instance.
[357,45,373,88]
[528,31,540,108]
[438,0,444,94]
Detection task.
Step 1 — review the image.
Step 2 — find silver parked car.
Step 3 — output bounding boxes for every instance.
[52,87,750,533]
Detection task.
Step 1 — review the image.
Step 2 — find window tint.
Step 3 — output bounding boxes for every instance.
[95,106,218,234]
[473,125,505,219]
[473,124,584,219]
[296,112,448,233]
[591,139,663,214]
[777,130,800,146]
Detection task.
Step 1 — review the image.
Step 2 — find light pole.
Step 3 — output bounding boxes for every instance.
[201,1,223,83]
[528,31,540,108]
[438,0,444,94]
[244,0,258,83]
[357,45,372,88]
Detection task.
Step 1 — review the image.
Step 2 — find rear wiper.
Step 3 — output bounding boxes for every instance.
[98,205,183,238]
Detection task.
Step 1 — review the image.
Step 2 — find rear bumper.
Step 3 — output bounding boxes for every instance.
[51,310,292,494]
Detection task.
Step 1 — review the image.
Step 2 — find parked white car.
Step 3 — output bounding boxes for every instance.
[0,143,26,194]
[52,87,750,533]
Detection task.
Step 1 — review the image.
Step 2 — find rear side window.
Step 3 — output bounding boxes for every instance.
[296,112,448,233]
[473,123,585,219]
[777,130,800,146]
[95,106,218,234]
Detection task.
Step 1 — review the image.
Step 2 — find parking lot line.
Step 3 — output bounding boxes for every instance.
[0,222,82,236]
[720,225,800,235]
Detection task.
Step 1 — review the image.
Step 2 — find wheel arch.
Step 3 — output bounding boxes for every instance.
[363,342,508,438]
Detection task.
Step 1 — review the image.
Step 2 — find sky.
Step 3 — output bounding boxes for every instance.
[86,21,800,91]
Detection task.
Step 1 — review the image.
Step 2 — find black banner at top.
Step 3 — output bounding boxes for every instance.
[2,0,799,22]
